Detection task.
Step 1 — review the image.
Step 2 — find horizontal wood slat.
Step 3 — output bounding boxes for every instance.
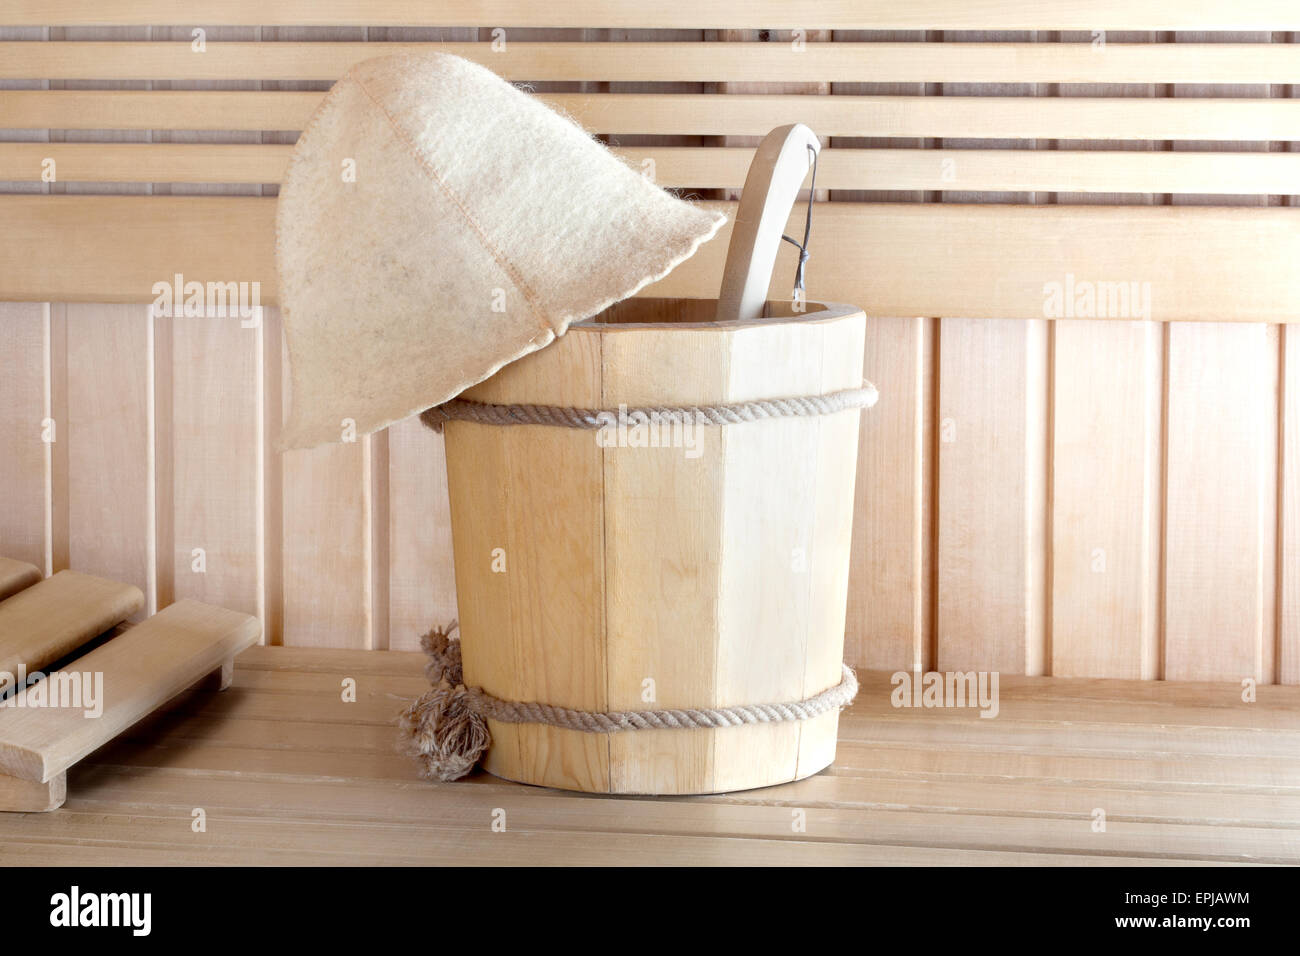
[3,1,1298,31]
[6,90,1300,141]
[0,142,291,183]
[4,196,1299,322]
[4,41,1300,85]
[5,143,1300,196]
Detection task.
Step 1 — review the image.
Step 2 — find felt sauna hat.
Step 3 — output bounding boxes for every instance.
[276,52,726,450]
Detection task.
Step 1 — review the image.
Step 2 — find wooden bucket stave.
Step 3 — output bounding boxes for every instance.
[443,297,866,793]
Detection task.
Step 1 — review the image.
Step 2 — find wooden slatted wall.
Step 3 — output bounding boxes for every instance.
[1,3,1298,683]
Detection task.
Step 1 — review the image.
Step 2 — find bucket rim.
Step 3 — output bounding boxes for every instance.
[569,298,862,333]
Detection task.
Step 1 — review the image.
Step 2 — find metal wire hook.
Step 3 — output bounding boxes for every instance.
[780,143,819,297]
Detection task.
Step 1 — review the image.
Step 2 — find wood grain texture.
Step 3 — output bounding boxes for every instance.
[847,317,932,672]
[143,22,265,618]
[5,0,1298,31]
[279,436,373,649]
[7,26,1300,687]
[933,29,1048,676]
[8,90,1300,140]
[5,41,1300,85]
[0,304,48,570]
[1048,32,1163,680]
[1163,32,1279,684]
[1164,323,1276,682]
[9,199,1300,323]
[1051,322,1162,679]
[1284,326,1300,685]
[0,557,41,602]
[63,305,156,619]
[385,418,457,653]
[0,569,143,677]
[937,317,1048,674]
[0,771,64,812]
[6,143,1300,194]
[0,29,50,573]
[443,301,863,793]
[0,775,63,811]
[5,645,1298,862]
[446,326,610,792]
[0,598,259,783]
[168,314,263,621]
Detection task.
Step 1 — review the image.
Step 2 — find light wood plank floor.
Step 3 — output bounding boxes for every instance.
[2,647,1297,865]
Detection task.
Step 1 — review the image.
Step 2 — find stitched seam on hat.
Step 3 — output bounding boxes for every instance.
[352,75,548,331]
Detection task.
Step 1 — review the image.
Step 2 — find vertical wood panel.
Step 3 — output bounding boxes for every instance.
[152,290,174,612]
[937,316,1048,673]
[1051,320,1162,678]
[47,306,69,575]
[64,304,155,619]
[1164,322,1274,681]
[0,303,49,569]
[260,305,284,644]
[387,418,458,652]
[169,315,263,621]
[1282,323,1300,684]
[847,315,933,672]
[279,437,373,649]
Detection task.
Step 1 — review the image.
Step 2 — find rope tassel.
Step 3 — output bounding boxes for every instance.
[399,622,861,782]
[397,623,490,782]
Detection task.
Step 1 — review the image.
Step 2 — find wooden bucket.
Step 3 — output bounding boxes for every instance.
[442,296,866,793]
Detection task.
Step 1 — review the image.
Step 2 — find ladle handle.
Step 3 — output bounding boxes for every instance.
[714,123,821,324]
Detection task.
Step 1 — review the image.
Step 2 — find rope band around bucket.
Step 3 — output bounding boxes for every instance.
[420,382,878,433]
[399,623,860,782]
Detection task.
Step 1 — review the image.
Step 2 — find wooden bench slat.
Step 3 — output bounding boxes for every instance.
[3,0,1298,31]
[5,143,1300,196]
[0,599,259,783]
[4,41,1300,85]
[5,90,1300,141]
[0,557,41,604]
[4,196,1300,322]
[0,570,143,679]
